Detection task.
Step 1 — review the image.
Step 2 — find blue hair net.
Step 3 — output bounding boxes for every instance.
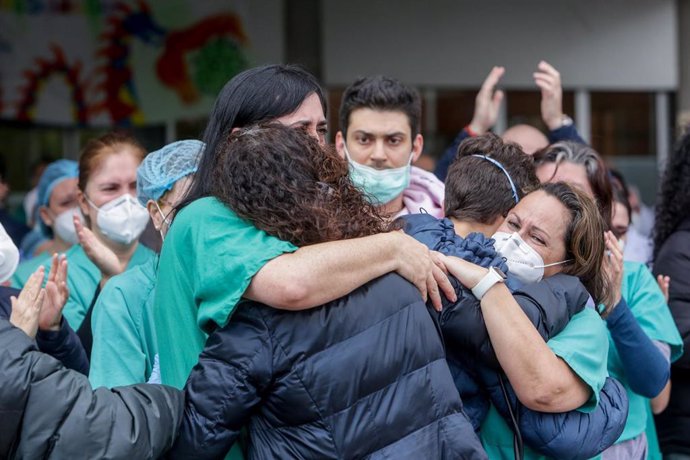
[35,159,79,239]
[137,140,204,206]
[37,160,79,208]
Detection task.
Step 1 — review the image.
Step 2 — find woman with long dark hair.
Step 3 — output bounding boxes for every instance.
[170,124,485,459]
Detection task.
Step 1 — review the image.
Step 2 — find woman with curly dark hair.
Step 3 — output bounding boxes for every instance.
[169,124,485,459]
[652,131,690,459]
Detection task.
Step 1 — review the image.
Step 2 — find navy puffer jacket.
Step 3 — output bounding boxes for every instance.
[171,273,487,460]
[403,214,628,459]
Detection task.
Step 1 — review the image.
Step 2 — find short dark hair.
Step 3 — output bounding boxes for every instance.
[444,134,539,224]
[339,75,421,137]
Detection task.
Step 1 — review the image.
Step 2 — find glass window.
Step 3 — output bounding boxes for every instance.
[590,92,655,156]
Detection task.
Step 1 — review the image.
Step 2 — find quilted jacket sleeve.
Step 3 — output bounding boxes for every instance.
[479,365,628,460]
[169,304,273,459]
[35,318,89,375]
[0,318,183,460]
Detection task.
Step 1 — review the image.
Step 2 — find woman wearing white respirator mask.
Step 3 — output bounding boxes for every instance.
[534,141,682,460]
[439,182,619,459]
[88,140,201,388]
[52,133,155,341]
[12,160,82,288]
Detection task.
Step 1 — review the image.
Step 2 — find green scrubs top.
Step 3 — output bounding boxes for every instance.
[154,197,297,389]
[10,251,51,288]
[607,261,683,443]
[480,307,610,459]
[61,243,155,330]
[89,256,158,388]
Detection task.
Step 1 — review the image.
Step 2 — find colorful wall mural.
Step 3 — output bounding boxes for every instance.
[0,0,279,126]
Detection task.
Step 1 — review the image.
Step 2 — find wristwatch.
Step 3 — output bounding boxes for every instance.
[471,266,507,300]
[557,114,574,129]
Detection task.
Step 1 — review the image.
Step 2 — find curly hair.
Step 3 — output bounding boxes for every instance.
[210,124,388,247]
[654,131,690,256]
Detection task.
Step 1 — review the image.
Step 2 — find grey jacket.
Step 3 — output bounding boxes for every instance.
[0,318,182,459]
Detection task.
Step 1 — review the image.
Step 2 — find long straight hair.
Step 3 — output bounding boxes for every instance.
[178,64,327,211]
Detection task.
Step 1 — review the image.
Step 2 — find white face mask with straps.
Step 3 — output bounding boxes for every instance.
[492,231,570,284]
[85,194,150,245]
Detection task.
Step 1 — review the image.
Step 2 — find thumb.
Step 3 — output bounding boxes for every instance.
[10,295,17,310]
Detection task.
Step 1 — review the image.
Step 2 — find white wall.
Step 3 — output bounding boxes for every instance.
[323,0,678,90]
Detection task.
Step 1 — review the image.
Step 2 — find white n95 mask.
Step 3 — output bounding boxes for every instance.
[0,224,19,283]
[492,231,568,284]
[87,194,150,245]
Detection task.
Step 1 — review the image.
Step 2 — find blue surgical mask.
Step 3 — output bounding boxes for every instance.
[343,144,413,205]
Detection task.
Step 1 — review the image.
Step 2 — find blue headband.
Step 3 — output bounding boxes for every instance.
[471,154,519,204]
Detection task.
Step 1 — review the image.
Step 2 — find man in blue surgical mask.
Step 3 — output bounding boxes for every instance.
[335,76,445,220]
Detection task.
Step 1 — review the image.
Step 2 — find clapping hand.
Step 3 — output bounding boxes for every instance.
[9,267,47,338]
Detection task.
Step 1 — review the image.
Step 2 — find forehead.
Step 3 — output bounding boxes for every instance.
[50,177,78,197]
[513,191,569,234]
[275,92,325,124]
[347,108,412,136]
[90,150,141,182]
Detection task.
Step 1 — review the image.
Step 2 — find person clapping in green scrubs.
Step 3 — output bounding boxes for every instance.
[63,133,155,339]
[88,140,202,388]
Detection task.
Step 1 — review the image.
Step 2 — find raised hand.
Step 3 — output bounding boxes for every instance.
[9,267,47,338]
[39,253,69,331]
[534,60,565,131]
[469,66,505,135]
[604,231,624,308]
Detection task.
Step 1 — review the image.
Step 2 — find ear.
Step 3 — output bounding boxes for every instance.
[147,200,164,231]
[38,206,54,228]
[335,131,346,159]
[411,134,424,163]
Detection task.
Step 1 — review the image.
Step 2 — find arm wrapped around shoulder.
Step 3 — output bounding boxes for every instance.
[441,273,589,369]
[0,318,183,460]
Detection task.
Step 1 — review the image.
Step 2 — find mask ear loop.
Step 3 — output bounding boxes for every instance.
[154,201,172,240]
[534,259,573,269]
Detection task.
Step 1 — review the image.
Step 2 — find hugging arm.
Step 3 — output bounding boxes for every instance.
[247,232,455,312]
[441,255,591,412]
